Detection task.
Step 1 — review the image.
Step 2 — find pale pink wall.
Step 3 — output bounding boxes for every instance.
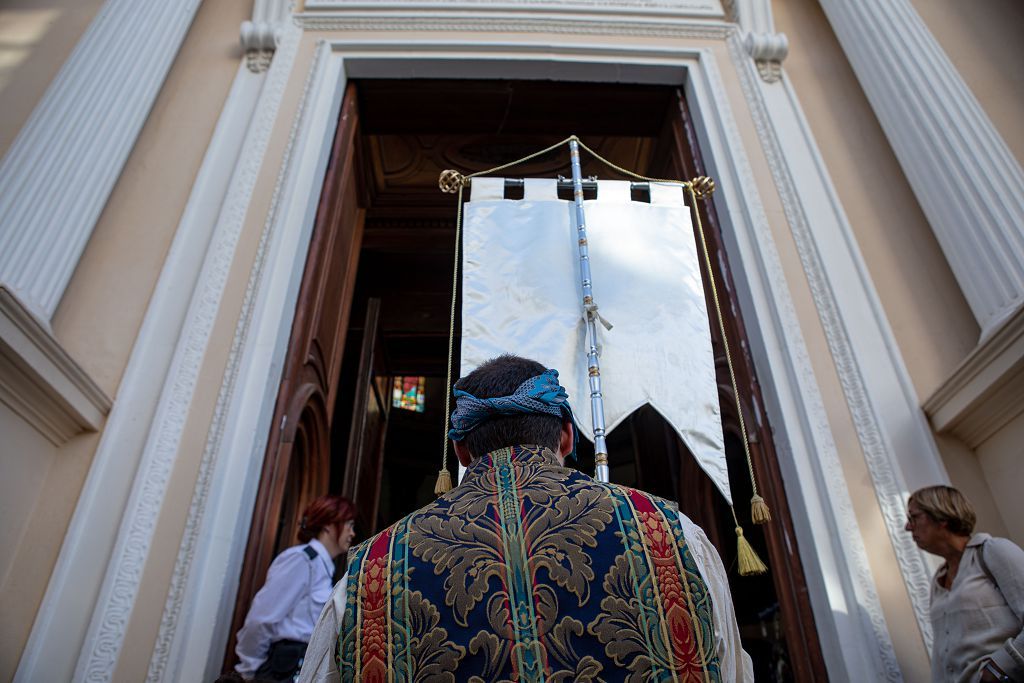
[0,0,250,676]
[777,0,978,401]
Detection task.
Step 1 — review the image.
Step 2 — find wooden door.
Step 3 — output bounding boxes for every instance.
[341,297,390,535]
[224,82,364,671]
[665,88,829,681]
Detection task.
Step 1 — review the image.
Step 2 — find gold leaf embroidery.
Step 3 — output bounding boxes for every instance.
[404,590,466,682]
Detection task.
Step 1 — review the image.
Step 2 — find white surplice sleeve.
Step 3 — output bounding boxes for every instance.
[297,574,348,683]
[677,512,755,683]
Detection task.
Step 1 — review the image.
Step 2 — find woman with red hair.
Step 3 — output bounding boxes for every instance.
[235,495,355,681]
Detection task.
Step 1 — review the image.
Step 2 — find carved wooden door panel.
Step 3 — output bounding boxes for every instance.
[340,297,390,536]
[224,82,363,671]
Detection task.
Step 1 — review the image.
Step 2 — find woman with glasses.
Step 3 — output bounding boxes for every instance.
[906,486,1024,682]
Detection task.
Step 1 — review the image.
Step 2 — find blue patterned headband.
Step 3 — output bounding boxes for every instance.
[448,369,578,460]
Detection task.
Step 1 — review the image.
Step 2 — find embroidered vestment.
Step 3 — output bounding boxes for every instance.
[337,445,722,682]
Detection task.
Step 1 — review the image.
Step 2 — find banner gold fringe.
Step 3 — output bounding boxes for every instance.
[736,526,768,576]
[434,468,453,495]
[751,494,772,524]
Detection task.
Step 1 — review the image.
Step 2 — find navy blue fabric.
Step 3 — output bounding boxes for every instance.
[337,445,722,682]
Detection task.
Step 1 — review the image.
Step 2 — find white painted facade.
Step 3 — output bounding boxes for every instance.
[1,1,1022,680]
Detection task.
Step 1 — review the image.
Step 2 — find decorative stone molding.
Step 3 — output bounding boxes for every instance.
[924,305,1024,449]
[0,287,110,444]
[818,0,1024,337]
[744,31,787,82]
[293,0,729,36]
[0,0,202,322]
[148,34,326,682]
[302,0,724,15]
[68,26,302,683]
[242,0,293,72]
[294,12,732,38]
[733,0,787,83]
[718,35,900,679]
[15,51,289,683]
[727,28,940,657]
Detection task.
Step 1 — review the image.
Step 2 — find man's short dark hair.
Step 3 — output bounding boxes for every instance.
[455,354,564,459]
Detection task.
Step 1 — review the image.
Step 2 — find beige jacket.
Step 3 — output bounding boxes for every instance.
[930,533,1024,683]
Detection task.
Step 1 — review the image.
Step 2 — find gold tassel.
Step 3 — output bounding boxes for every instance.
[750,494,772,525]
[735,526,768,576]
[434,468,453,495]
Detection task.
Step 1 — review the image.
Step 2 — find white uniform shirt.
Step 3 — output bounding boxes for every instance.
[236,538,336,677]
[298,512,753,682]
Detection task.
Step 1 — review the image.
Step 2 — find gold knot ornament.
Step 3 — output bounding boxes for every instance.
[439,169,468,194]
[690,176,716,200]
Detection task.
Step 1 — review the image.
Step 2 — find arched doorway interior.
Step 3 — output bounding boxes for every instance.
[227,78,827,681]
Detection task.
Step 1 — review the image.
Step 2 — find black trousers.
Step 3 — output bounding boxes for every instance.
[253,639,308,682]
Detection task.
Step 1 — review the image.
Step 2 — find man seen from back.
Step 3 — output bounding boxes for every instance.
[299,354,753,682]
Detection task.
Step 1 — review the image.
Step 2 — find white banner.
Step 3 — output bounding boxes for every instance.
[460,177,730,504]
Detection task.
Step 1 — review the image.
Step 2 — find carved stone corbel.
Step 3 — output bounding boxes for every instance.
[744,31,789,83]
[732,0,789,83]
[241,0,293,72]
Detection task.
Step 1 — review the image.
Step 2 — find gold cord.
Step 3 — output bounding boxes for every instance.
[468,136,577,180]
[437,136,573,492]
[437,184,465,495]
[687,183,771,525]
[437,137,769,533]
[574,137,692,187]
[573,134,769,525]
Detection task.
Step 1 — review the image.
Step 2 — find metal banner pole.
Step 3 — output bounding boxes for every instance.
[568,139,610,482]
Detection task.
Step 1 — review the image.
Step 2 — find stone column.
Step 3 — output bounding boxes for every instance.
[0,0,203,322]
[818,0,1024,336]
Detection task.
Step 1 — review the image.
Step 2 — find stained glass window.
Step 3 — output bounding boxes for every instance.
[392,376,426,412]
